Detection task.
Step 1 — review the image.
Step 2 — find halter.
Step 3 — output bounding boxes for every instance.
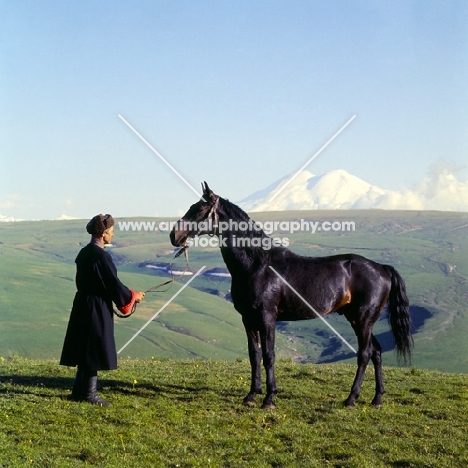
[205,196,220,237]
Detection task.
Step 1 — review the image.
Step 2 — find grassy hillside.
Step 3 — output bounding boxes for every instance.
[1,210,468,372]
[1,358,467,467]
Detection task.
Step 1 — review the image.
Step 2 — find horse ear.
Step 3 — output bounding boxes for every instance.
[202,182,216,201]
[202,181,213,195]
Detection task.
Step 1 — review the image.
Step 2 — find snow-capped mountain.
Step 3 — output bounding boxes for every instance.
[0,214,24,222]
[238,169,389,212]
[238,167,468,212]
[0,214,79,222]
[55,214,79,221]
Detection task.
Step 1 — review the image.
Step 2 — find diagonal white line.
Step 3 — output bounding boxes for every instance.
[117,266,206,354]
[269,266,357,353]
[118,114,206,202]
[268,115,356,203]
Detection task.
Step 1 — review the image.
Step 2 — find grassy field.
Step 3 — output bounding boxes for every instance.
[0,357,467,467]
[1,209,468,372]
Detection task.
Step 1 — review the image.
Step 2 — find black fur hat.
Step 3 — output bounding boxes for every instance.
[86,214,114,236]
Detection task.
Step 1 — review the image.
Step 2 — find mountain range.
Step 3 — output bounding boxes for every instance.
[2,167,467,222]
[238,169,468,212]
[0,214,78,223]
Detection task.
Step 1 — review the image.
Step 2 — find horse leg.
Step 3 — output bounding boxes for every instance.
[260,319,277,409]
[370,334,386,408]
[242,329,263,407]
[344,321,373,408]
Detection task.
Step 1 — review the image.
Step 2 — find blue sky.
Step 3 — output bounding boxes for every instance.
[1,1,467,219]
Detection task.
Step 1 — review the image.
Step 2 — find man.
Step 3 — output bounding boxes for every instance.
[60,214,145,406]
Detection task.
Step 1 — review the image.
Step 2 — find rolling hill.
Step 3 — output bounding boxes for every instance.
[1,209,468,373]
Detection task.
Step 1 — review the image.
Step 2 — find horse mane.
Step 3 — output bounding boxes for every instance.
[219,197,252,223]
[218,196,271,254]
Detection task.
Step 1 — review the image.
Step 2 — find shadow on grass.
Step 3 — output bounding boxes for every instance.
[318,305,432,363]
[0,373,216,401]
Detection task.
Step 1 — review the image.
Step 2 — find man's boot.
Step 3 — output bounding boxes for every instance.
[83,371,111,407]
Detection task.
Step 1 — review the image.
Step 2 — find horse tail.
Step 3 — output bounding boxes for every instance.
[382,264,413,364]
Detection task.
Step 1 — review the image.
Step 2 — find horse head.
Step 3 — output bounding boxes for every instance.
[170,182,220,247]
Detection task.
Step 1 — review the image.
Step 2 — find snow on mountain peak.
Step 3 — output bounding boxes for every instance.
[238,169,387,212]
[238,164,468,212]
[0,214,24,222]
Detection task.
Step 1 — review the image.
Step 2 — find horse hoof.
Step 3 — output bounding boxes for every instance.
[345,404,355,409]
[243,399,256,407]
[371,397,383,408]
[261,402,276,410]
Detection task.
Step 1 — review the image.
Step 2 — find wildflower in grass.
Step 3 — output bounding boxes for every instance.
[133,379,137,390]
[119,433,126,451]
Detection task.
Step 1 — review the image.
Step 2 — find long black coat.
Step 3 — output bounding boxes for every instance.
[60,243,132,370]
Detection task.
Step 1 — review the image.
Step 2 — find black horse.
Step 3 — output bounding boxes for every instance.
[170,183,412,409]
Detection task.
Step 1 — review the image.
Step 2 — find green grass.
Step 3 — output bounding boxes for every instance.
[1,358,467,467]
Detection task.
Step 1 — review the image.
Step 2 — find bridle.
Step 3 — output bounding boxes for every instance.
[168,195,219,260]
[204,196,220,237]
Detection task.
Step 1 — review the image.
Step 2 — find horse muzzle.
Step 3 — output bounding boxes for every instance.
[170,228,188,247]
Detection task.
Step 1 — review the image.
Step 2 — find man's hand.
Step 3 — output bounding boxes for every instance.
[135,291,145,303]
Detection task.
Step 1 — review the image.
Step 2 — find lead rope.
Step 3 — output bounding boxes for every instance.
[113,246,190,319]
[115,196,219,319]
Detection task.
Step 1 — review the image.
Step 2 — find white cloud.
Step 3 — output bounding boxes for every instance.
[375,161,468,211]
